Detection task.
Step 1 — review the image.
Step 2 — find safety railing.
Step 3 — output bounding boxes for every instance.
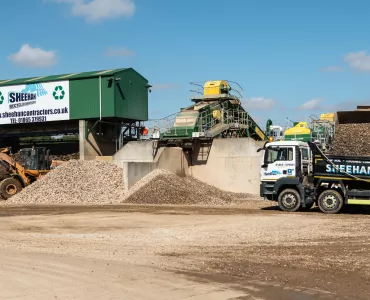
[140,105,262,140]
[196,105,251,134]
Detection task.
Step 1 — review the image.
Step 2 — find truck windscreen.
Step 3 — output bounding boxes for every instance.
[264,147,294,164]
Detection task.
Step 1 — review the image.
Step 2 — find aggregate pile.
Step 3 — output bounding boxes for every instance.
[5,160,125,205]
[329,123,370,157]
[50,153,80,161]
[10,152,79,162]
[123,169,261,205]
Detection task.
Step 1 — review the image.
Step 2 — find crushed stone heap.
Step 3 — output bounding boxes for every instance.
[122,169,260,205]
[5,160,125,205]
[329,123,370,157]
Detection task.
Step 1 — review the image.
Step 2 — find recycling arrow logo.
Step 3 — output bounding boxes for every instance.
[52,86,65,100]
[0,91,4,105]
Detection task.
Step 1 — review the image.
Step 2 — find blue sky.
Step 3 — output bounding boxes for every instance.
[1,0,370,129]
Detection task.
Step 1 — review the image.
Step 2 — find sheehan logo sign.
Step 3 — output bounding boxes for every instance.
[3,83,48,109]
[0,80,70,125]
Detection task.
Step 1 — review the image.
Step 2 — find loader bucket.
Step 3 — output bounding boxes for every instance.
[336,107,370,124]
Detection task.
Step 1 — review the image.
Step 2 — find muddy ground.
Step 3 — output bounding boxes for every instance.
[0,202,370,300]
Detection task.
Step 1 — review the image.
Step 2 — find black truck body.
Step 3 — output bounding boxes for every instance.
[309,143,370,207]
[313,154,370,180]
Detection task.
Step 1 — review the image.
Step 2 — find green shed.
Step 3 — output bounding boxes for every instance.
[0,68,149,125]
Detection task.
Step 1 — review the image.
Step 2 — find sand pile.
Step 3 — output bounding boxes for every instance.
[5,160,125,205]
[123,169,261,205]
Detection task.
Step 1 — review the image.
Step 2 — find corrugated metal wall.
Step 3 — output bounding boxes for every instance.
[69,77,115,120]
[114,69,148,121]
[68,69,148,121]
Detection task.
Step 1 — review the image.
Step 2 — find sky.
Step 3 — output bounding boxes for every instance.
[1,0,370,129]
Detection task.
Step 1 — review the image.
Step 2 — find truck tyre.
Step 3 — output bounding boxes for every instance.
[0,177,23,200]
[278,189,301,212]
[318,190,343,214]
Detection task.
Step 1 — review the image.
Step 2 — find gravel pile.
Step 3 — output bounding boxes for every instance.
[11,152,79,162]
[329,123,370,156]
[5,160,125,205]
[50,153,80,161]
[123,169,261,205]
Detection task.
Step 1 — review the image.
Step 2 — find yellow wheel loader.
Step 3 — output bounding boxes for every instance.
[0,147,63,199]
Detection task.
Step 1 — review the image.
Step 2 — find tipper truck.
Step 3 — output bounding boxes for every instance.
[258,140,370,214]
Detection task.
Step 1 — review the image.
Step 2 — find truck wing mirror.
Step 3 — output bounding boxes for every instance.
[257,141,269,153]
[261,163,268,168]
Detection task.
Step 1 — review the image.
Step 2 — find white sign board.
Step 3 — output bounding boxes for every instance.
[0,80,70,124]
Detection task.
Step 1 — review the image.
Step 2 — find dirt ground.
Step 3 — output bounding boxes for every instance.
[1,203,370,300]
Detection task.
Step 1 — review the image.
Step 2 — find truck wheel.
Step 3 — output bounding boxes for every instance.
[318,190,343,214]
[0,178,23,200]
[278,189,301,212]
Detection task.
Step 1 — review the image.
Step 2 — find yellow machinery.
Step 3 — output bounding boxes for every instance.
[319,113,336,122]
[0,147,62,199]
[203,80,231,96]
[284,122,311,141]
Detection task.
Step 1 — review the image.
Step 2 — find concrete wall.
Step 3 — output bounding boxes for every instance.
[110,138,264,194]
[79,120,118,160]
[112,141,189,191]
[189,139,264,194]
[112,141,154,168]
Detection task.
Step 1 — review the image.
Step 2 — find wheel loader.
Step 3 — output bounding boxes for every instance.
[0,146,63,199]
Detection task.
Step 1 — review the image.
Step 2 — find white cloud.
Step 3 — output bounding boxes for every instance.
[8,44,57,68]
[104,47,135,57]
[319,66,342,72]
[243,97,277,110]
[297,98,323,111]
[344,51,370,71]
[52,0,135,22]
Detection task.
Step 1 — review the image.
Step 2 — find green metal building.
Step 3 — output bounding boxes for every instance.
[0,68,149,123]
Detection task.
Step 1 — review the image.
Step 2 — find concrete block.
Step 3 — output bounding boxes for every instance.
[191,138,264,194]
[114,141,154,162]
[120,137,264,195]
[123,146,190,191]
[123,162,157,191]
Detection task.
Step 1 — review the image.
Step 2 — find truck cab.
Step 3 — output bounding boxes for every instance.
[258,140,315,211]
[260,141,312,181]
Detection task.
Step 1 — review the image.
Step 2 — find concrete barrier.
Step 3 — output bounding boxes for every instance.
[190,139,264,194]
[113,138,264,194]
[113,141,154,168]
[113,141,189,191]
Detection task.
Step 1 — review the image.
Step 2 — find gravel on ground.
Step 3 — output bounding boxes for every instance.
[0,205,369,299]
